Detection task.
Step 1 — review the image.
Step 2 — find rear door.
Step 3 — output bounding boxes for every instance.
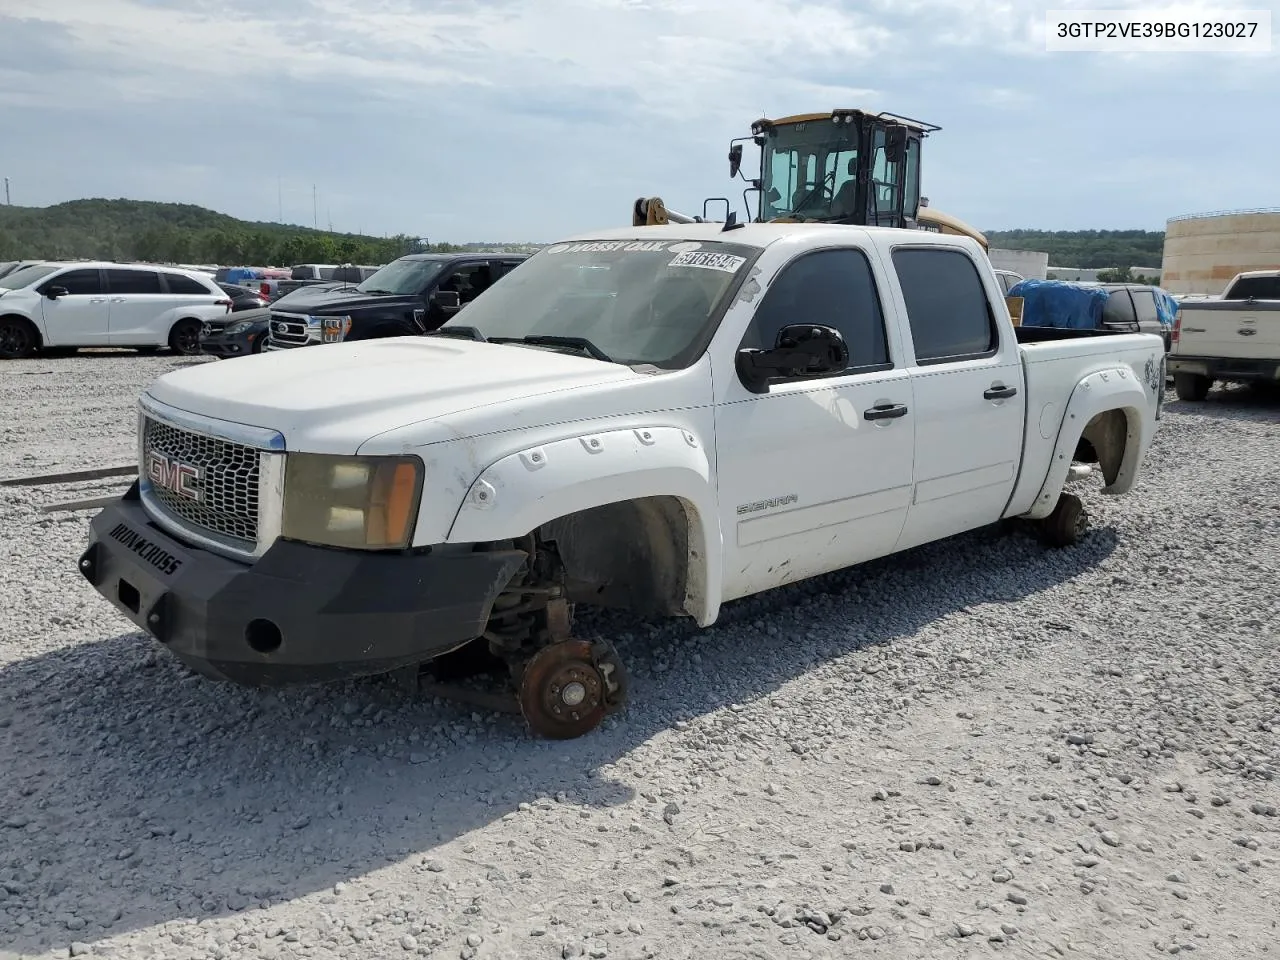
[105,267,173,345]
[888,244,1026,551]
[36,268,110,346]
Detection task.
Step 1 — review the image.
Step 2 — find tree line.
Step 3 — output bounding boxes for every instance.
[0,198,481,266]
[983,229,1166,270]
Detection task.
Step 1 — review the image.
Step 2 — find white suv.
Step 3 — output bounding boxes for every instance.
[0,261,232,359]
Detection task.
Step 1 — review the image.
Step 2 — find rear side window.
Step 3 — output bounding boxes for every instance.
[290,265,314,280]
[106,269,164,294]
[1102,289,1136,327]
[1131,289,1159,325]
[892,248,997,363]
[743,247,890,370]
[167,273,214,295]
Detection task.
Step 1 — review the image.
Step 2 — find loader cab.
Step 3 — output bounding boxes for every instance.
[732,110,931,229]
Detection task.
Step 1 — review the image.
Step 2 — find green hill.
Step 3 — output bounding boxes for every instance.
[0,198,453,266]
[0,199,1169,270]
[982,229,1166,269]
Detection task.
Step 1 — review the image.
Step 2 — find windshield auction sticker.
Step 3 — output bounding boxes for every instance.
[544,240,675,254]
[668,250,746,273]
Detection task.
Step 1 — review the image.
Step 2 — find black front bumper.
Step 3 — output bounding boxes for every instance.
[79,486,526,685]
[200,327,266,358]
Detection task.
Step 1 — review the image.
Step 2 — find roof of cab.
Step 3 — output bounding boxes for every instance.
[552,221,985,253]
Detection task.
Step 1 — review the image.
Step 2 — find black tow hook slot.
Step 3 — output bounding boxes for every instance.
[78,543,101,586]
[144,592,174,644]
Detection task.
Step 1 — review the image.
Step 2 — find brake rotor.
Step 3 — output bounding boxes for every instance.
[518,639,608,740]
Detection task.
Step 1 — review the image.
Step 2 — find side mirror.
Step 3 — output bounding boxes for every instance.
[430,289,461,313]
[729,143,743,179]
[885,124,907,163]
[45,285,70,300]
[736,323,849,393]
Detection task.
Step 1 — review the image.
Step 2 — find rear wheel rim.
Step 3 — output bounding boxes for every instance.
[174,324,199,354]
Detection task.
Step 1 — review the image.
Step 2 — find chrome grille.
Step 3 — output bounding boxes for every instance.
[142,417,260,544]
[268,312,313,347]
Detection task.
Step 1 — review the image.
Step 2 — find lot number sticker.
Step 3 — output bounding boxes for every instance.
[668,250,746,273]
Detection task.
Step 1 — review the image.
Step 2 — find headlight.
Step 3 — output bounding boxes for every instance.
[225,321,253,336]
[281,453,423,550]
[309,315,352,343]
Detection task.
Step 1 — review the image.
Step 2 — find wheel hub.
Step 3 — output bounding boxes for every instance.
[518,639,625,739]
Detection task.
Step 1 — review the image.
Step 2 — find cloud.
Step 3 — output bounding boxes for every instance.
[0,0,1275,240]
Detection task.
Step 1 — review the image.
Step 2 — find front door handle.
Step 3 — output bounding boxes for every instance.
[864,402,908,421]
[984,385,1017,400]
[88,297,107,303]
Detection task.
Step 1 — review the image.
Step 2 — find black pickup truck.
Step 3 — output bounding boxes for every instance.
[263,252,529,350]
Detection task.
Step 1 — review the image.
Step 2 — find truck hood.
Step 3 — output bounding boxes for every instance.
[269,286,415,314]
[144,337,643,451]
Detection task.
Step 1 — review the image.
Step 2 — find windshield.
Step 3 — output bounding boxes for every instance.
[761,120,860,222]
[0,263,59,290]
[357,258,445,296]
[436,238,759,368]
[1225,275,1280,300]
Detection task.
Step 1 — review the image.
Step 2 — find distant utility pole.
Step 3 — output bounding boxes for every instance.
[312,184,318,229]
[3,177,9,205]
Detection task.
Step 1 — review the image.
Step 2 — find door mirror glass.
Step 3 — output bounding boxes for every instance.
[45,285,70,300]
[430,289,461,312]
[736,323,850,392]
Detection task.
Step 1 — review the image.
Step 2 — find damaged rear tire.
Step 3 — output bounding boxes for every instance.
[1038,492,1088,548]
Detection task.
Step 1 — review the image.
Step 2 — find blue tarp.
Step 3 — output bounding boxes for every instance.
[223,267,263,284]
[1153,288,1179,327]
[1007,279,1110,330]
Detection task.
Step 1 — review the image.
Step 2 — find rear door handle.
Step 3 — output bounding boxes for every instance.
[863,403,908,421]
[109,297,126,303]
[984,385,1017,399]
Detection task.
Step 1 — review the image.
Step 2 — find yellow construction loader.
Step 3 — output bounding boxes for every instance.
[632,108,988,250]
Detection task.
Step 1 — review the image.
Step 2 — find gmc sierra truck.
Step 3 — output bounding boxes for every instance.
[1169,270,1280,400]
[78,223,1166,739]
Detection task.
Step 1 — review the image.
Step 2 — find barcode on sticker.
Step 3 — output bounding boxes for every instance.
[668,251,746,272]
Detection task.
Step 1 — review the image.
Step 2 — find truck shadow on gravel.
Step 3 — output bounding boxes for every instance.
[0,522,1117,953]
[1163,385,1280,422]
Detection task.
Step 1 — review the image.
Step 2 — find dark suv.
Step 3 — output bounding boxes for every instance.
[1095,283,1176,351]
[264,253,528,350]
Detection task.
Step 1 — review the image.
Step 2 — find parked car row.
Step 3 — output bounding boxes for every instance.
[0,260,233,359]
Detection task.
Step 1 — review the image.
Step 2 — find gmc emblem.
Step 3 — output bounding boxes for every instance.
[146,450,203,502]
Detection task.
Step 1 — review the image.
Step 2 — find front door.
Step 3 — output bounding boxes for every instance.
[714,246,917,602]
[36,268,110,346]
[887,244,1025,551]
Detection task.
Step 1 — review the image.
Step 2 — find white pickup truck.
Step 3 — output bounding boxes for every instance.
[78,223,1166,738]
[1169,270,1280,400]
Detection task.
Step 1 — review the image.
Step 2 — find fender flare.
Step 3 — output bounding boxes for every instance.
[447,425,723,624]
[1023,367,1151,520]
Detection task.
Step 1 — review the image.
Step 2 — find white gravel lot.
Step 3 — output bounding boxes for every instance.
[1,351,1278,960]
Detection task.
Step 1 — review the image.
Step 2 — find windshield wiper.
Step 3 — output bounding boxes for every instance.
[490,335,613,362]
[360,288,396,295]
[431,325,488,341]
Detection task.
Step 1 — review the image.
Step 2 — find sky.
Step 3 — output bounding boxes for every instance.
[0,0,1275,243]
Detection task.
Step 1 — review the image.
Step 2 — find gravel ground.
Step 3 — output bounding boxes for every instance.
[1,352,1278,960]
